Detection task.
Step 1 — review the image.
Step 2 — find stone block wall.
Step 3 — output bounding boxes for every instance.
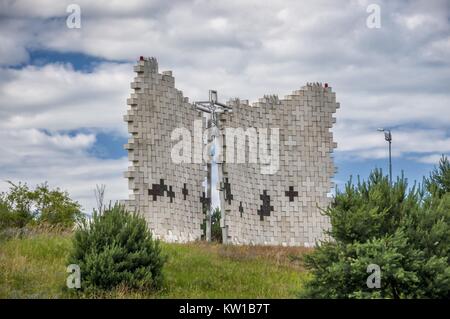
[124,57,339,246]
[218,84,338,246]
[123,57,206,242]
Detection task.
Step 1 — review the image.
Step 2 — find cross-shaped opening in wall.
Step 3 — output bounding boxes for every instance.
[285,186,298,202]
[224,178,234,205]
[258,190,274,221]
[182,183,189,200]
[166,186,175,203]
[148,179,167,201]
[239,201,244,218]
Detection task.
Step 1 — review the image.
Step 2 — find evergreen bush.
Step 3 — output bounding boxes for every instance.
[302,157,450,298]
[68,203,166,291]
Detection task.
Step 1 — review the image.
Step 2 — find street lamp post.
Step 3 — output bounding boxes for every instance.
[377,128,392,184]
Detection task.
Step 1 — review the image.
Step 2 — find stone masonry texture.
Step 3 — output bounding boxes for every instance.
[124,57,339,246]
[123,57,206,243]
[219,86,338,246]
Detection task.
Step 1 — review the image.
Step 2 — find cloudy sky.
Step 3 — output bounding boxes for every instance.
[0,0,449,211]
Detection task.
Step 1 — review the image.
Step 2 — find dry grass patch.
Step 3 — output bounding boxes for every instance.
[182,241,312,270]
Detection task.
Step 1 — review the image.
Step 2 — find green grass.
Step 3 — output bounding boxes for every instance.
[0,233,71,298]
[0,234,310,298]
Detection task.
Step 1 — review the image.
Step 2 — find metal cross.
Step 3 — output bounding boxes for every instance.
[194,90,232,128]
[194,90,232,243]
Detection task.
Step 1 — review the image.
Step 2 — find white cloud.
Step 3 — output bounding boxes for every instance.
[0,128,128,212]
[422,36,450,62]
[397,14,436,31]
[0,63,131,133]
[334,123,450,159]
[0,0,446,67]
[414,153,449,164]
[0,0,449,207]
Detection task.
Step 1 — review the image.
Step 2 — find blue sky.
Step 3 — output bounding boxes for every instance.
[0,0,449,211]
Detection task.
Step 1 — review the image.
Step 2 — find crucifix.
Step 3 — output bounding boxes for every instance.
[194,90,232,243]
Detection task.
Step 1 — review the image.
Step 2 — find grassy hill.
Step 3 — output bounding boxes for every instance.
[0,232,311,298]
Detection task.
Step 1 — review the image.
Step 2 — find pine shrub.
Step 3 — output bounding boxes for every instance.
[302,159,450,299]
[68,203,166,291]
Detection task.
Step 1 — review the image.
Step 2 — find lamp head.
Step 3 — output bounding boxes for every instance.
[384,131,392,141]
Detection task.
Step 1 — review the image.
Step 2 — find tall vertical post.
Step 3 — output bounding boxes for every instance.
[205,114,212,242]
[194,90,232,244]
[378,128,393,184]
[216,122,228,244]
[388,138,392,184]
